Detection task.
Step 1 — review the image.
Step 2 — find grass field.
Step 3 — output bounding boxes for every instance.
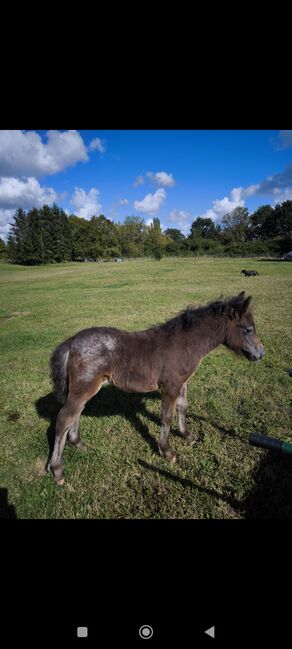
[0,257,291,519]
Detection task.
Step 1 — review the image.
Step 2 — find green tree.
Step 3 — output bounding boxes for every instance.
[249,205,274,240]
[164,230,184,255]
[273,200,292,238]
[117,216,145,257]
[49,204,72,262]
[25,207,45,264]
[222,206,250,242]
[164,228,185,242]
[7,207,28,263]
[39,204,55,262]
[88,215,120,259]
[144,217,166,258]
[68,214,91,260]
[0,237,7,258]
[190,217,217,239]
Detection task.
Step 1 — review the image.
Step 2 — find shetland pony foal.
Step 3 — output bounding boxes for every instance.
[48,291,264,483]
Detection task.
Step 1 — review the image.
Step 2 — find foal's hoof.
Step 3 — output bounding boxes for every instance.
[165,450,176,463]
[186,433,197,446]
[75,440,86,450]
[158,445,176,463]
[69,439,86,450]
[56,478,65,486]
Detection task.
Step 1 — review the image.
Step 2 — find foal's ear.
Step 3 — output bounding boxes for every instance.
[227,292,252,319]
[240,295,252,315]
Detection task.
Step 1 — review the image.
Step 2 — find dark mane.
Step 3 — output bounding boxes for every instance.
[155,293,251,333]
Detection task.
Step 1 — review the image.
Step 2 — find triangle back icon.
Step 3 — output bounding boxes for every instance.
[205,626,215,638]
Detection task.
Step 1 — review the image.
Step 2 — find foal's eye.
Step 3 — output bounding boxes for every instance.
[243,326,253,335]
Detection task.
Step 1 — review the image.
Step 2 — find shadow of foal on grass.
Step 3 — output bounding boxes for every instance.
[0,488,17,519]
[241,451,292,519]
[137,459,240,511]
[36,386,162,469]
[138,449,292,519]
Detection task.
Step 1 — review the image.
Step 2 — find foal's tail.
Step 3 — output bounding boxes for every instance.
[50,341,70,404]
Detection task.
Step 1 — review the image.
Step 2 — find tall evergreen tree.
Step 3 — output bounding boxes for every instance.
[49,204,72,262]
[0,237,7,258]
[26,207,45,264]
[7,207,28,263]
[68,214,91,260]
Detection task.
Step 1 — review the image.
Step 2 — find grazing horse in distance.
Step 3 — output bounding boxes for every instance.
[241,269,259,276]
[48,291,264,484]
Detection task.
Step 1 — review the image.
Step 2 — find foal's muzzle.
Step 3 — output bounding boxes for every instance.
[243,346,265,361]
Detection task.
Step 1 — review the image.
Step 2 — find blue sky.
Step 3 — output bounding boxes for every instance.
[0,129,292,238]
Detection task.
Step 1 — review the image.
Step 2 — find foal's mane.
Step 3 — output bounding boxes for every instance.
[154,292,251,333]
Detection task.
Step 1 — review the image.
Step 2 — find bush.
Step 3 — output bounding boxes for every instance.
[153,247,163,260]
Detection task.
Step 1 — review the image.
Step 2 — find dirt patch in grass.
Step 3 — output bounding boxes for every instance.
[7,410,20,421]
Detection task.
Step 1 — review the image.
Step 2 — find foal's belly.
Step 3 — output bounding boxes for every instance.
[110,371,159,394]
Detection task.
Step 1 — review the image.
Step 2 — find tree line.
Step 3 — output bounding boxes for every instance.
[1,200,292,265]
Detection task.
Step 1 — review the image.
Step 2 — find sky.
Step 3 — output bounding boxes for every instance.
[0,129,292,239]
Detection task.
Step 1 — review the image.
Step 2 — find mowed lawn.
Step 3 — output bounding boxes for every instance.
[0,257,291,519]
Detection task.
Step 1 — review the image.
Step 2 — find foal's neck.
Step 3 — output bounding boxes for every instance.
[186,314,226,359]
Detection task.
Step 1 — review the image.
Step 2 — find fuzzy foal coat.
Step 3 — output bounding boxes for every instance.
[49,292,264,483]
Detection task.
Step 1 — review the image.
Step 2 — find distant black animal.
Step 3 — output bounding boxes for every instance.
[241,270,259,277]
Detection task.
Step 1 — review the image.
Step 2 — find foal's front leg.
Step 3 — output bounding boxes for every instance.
[158,392,178,463]
[176,382,196,445]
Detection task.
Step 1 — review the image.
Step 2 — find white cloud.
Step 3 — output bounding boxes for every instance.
[133,175,144,187]
[71,187,102,220]
[247,164,292,197]
[119,198,129,205]
[0,176,57,209]
[0,208,15,237]
[0,176,58,239]
[199,162,292,223]
[199,190,245,223]
[0,130,88,177]
[168,209,193,235]
[88,137,106,154]
[240,184,260,198]
[134,188,166,214]
[147,171,175,187]
[234,164,292,204]
[272,187,292,204]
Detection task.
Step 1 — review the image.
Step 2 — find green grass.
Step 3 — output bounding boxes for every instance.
[0,257,291,519]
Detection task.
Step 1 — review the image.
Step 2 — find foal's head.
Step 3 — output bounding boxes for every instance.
[224,291,264,361]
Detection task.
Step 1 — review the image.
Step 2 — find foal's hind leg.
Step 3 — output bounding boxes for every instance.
[158,391,178,463]
[49,375,106,483]
[49,397,85,484]
[68,414,85,449]
[176,382,196,445]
